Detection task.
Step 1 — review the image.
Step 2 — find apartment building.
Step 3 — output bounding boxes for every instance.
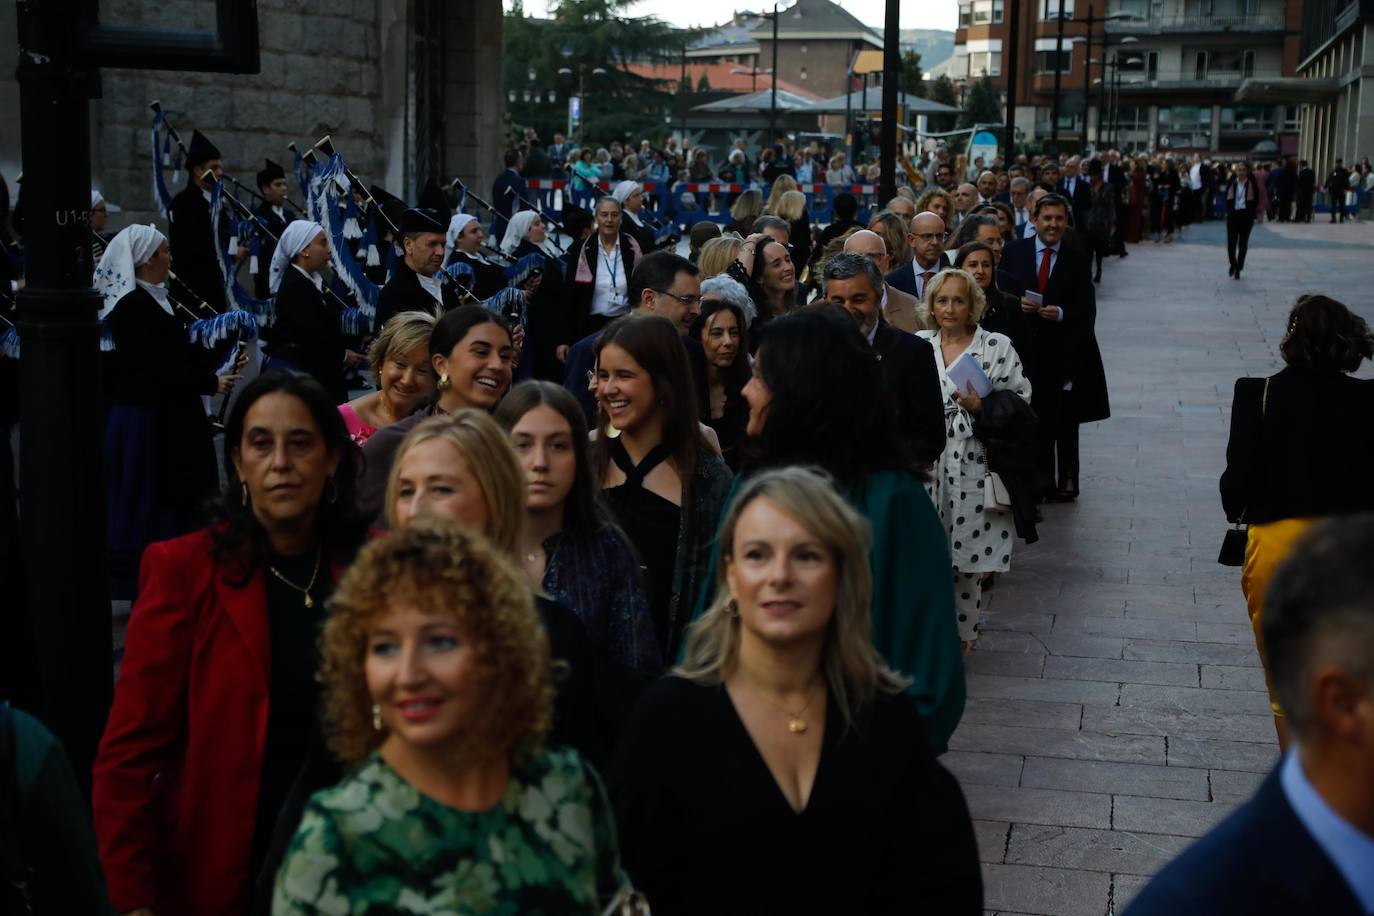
[952,0,1304,155]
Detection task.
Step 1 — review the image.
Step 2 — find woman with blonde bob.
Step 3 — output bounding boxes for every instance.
[272,520,635,914]
[338,310,436,444]
[763,173,799,215]
[696,234,744,279]
[918,269,1032,649]
[612,466,981,915]
[384,411,604,763]
[915,187,954,227]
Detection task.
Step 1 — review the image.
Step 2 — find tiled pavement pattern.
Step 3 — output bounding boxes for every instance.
[952,215,1374,916]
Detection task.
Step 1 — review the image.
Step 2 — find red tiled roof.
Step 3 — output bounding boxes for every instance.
[625,61,821,99]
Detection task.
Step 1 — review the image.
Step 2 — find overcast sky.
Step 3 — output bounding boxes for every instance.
[505,0,958,32]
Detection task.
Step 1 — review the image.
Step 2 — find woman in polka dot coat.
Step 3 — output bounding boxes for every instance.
[919,269,1033,647]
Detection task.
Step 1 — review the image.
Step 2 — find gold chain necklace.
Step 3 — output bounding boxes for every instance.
[267,546,322,608]
[745,676,822,735]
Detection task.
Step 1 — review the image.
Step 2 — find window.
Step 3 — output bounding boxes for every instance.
[1041,0,1074,19]
[1221,106,1275,131]
[1036,49,1073,72]
[1117,49,1157,80]
[1243,50,1255,76]
[958,3,971,26]
[972,0,1004,23]
[1158,105,1212,149]
[1208,48,1252,73]
[968,51,1002,75]
[1195,50,1208,79]
[1283,105,1301,131]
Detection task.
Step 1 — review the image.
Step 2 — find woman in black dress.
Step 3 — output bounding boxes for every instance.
[954,241,1023,350]
[95,224,240,598]
[443,213,507,299]
[592,314,733,664]
[613,466,982,915]
[691,278,752,471]
[264,220,353,404]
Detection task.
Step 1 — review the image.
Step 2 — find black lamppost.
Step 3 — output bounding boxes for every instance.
[13,0,259,792]
[1071,17,1136,150]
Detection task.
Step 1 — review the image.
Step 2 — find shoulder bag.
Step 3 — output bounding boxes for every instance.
[1218,378,1269,566]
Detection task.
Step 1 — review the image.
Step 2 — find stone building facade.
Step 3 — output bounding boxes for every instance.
[1,0,505,231]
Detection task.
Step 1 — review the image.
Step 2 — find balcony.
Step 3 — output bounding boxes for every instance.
[1104,13,1285,33]
[1116,74,1262,92]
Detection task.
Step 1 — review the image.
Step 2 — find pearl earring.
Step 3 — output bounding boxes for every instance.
[371,704,383,731]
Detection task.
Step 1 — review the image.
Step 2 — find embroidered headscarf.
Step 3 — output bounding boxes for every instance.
[94,224,166,319]
[270,220,327,294]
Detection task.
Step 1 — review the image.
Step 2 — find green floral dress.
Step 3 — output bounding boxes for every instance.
[271,747,627,915]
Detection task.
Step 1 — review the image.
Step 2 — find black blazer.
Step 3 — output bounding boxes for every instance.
[445,249,507,300]
[563,233,640,343]
[269,267,348,403]
[885,254,952,300]
[1221,367,1374,524]
[373,261,463,334]
[999,236,1096,386]
[873,320,946,468]
[1123,765,1366,916]
[1058,176,1094,228]
[251,203,293,300]
[622,212,658,256]
[168,185,226,312]
[1224,176,1260,219]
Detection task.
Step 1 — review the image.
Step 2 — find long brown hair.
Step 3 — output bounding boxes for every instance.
[591,315,706,500]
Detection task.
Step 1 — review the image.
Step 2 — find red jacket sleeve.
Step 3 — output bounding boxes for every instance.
[92,535,209,912]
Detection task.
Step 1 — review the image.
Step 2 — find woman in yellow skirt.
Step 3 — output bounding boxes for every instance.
[1221,295,1374,750]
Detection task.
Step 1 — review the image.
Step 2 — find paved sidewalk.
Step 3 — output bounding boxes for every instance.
[949,216,1374,916]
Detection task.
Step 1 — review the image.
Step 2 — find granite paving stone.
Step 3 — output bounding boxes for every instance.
[941,217,1374,914]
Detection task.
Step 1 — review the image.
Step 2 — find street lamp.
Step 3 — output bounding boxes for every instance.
[1068,11,1137,151]
[558,65,606,140]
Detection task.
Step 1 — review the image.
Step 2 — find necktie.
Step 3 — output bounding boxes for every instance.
[1037,247,1052,294]
[920,270,934,296]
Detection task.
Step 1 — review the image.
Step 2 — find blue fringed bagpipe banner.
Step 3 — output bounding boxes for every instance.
[0,324,18,360]
[150,109,178,219]
[209,183,277,326]
[307,154,380,325]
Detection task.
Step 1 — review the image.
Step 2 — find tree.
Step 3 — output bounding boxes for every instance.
[696,71,712,92]
[504,0,688,144]
[958,74,1003,130]
[928,74,959,134]
[901,49,926,98]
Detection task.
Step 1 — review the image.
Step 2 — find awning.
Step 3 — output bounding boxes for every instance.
[803,87,960,115]
[1235,76,1341,104]
[692,89,823,114]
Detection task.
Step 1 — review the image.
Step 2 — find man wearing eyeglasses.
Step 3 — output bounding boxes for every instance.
[885,211,952,301]
[562,250,707,422]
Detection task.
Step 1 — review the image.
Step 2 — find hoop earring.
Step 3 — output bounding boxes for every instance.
[240,480,250,507]
[324,476,338,505]
[371,704,383,731]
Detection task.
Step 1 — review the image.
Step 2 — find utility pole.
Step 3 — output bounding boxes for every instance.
[769,2,779,144]
[1082,7,1095,149]
[1004,0,1021,158]
[879,0,900,203]
[1049,0,1067,154]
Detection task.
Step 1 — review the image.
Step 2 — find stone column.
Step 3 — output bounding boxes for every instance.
[444,1,506,203]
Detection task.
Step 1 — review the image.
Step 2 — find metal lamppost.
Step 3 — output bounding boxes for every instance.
[1048,0,1068,155]
[13,0,259,792]
[879,0,899,204]
[558,66,606,141]
[1072,19,1136,150]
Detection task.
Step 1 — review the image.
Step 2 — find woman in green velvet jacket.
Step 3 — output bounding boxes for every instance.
[691,309,965,753]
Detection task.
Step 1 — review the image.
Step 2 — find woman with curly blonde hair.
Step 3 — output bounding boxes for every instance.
[612,467,981,914]
[915,187,954,227]
[272,519,635,914]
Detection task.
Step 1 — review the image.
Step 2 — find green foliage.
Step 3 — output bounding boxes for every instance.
[901,49,926,98]
[928,74,959,134]
[696,71,712,92]
[504,0,689,144]
[959,74,1003,130]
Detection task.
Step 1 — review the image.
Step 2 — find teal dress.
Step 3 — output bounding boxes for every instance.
[272,747,629,915]
[690,469,965,754]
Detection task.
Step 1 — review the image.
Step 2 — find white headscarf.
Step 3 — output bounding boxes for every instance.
[611,180,640,204]
[91,190,104,209]
[444,213,477,265]
[94,225,166,319]
[500,209,559,257]
[270,221,327,294]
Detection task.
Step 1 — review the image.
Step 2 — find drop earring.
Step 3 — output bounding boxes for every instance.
[371,704,383,731]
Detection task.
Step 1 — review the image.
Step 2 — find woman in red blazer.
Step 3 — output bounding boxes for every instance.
[92,370,368,916]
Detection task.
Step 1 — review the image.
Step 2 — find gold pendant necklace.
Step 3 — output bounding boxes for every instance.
[747,677,821,735]
[268,545,322,608]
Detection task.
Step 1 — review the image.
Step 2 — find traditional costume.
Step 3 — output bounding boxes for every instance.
[373,207,462,333]
[263,221,349,403]
[168,130,228,311]
[252,158,293,300]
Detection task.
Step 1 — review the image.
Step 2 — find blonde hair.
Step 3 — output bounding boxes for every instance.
[763,174,799,215]
[774,189,807,222]
[320,518,553,767]
[384,411,526,557]
[676,466,909,728]
[867,210,911,269]
[920,268,987,330]
[915,188,953,218]
[829,152,847,170]
[367,310,436,382]
[730,188,762,223]
[697,235,745,278]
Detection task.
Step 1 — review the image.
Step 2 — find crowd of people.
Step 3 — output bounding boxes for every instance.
[2,121,1373,914]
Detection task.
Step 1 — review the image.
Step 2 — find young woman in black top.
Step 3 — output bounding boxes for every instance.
[691,280,752,471]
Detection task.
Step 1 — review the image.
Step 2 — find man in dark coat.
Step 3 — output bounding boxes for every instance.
[252,159,294,300]
[822,252,945,469]
[1276,157,1297,222]
[168,130,229,311]
[1325,158,1351,223]
[491,148,529,241]
[373,207,462,333]
[1124,516,1374,916]
[1296,159,1317,222]
[999,193,1106,494]
[886,211,952,300]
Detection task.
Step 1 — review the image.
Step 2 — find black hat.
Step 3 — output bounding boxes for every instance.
[562,202,593,239]
[368,184,408,232]
[186,130,222,168]
[399,207,446,235]
[256,158,286,189]
[417,178,451,220]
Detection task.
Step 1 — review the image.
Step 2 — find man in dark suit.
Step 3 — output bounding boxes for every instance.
[168,130,230,311]
[886,211,952,301]
[999,193,1095,493]
[1296,159,1317,222]
[1325,158,1351,223]
[252,159,294,300]
[823,252,945,468]
[1058,156,1093,231]
[490,148,528,241]
[373,207,463,333]
[1125,515,1374,916]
